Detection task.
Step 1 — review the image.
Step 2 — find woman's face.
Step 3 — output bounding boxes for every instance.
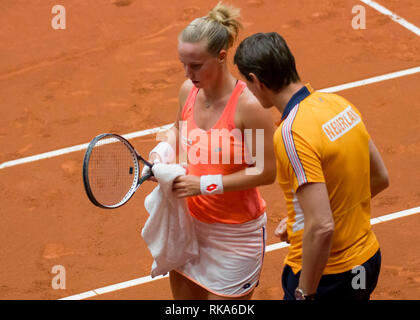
[178,40,220,89]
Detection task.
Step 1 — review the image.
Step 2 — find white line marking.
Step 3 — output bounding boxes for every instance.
[0,124,173,170]
[318,66,420,93]
[371,206,420,223]
[94,275,164,295]
[265,241,290,252]
[1,66,420,170]
[60,291,97,300]
[59,275,167,300]
[360,0,420,36]
[59,206,420,300]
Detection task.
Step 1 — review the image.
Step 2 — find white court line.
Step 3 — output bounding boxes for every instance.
[1,66,420,171]
[318,66,420,93]
[59,206,420,300]
[0,124,173,170]
[360,0,420,36]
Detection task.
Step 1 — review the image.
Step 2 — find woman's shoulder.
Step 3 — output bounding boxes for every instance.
[237,85,264,113]
[179,79,195,105]
[236,85,273,128]
[177,80,196,121]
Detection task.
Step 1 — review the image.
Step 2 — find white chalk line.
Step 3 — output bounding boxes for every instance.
[1,65,420,171]
[318,66,420,93]
[360,0,420,36]
[59,206,420,300]
[0,124,173,170]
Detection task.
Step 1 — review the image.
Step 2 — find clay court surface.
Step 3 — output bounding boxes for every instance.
[0,0,419,300]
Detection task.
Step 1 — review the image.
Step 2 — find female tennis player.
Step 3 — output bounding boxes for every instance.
[145,2,276,300]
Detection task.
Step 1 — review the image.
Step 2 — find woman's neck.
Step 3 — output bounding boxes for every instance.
[202,66,236,106]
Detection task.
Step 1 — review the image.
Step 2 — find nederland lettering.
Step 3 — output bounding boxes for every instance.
[322,106,361,141]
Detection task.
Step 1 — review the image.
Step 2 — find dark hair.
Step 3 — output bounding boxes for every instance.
[234,32,300,91]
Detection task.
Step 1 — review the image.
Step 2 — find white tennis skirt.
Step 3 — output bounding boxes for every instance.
[175,212,267,297]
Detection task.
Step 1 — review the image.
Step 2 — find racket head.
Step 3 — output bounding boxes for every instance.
[82,133,152,209]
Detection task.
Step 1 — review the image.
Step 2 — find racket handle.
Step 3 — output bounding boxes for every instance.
[143,159,154,168]
[138,172,153,187]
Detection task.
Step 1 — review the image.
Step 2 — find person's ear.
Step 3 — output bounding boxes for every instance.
[218,50,227,63]
[249,73,264,89]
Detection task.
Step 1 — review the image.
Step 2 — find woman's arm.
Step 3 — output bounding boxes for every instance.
[222,94,277,191]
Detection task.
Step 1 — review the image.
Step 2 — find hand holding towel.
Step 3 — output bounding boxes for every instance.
[142,163,199,278]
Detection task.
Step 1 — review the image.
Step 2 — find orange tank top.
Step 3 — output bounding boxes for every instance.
[180,80,266,224]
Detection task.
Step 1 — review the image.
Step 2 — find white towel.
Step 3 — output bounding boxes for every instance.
[142,163,199,278]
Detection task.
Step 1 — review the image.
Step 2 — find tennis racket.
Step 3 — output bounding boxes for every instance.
[82,133,154,209]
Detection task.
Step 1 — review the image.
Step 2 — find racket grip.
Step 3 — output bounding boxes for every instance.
[138,172,153,188]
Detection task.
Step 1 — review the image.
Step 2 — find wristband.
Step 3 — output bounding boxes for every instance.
[149,142,175,164]
[200,175,224,195]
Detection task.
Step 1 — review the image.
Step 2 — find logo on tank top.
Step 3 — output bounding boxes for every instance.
[181,135,193,146]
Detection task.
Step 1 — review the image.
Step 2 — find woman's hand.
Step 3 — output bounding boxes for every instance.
[172,175,201,198]
[141,154,163,183]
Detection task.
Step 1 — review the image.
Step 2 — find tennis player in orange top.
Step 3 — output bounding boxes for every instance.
[234,32,389,300]
[145,3,276,300]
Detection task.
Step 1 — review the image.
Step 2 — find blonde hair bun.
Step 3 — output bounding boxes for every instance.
[208,2,240,25]
[179,2,243,55]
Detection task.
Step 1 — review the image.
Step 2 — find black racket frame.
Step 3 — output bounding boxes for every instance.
[83,133,154,209]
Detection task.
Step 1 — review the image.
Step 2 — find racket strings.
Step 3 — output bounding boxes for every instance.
[88,138,138,206]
